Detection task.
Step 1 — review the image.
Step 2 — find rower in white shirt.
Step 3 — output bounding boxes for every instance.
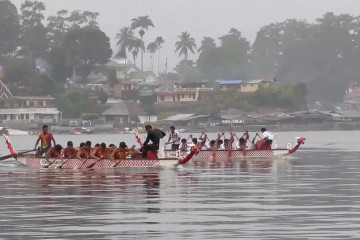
[218,139,225,150]
[178,139,190,152]
[261,127,274,148]
[167,126,181,150]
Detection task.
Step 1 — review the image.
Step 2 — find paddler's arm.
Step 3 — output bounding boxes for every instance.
[45,149,51,162]
[90,149,100,160]
[34,136,40,149]
[51,134,56,146]
[110,149,116,160]
[76,149,83,160]
[143,133,151,146]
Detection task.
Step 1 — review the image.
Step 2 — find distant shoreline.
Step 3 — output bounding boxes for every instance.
[181,122,360,133]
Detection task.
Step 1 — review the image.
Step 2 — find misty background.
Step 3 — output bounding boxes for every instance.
[2,0,360,124]
[10,0,360,70]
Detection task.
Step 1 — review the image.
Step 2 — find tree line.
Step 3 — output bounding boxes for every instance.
[0,0,354,107]
[170,13,360,105]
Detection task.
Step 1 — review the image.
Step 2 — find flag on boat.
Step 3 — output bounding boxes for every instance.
[3,134,17,156]
[0,65,3,80]
[0,80,12,100]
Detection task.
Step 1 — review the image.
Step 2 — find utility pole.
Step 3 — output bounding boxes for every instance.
[165,58,168,73]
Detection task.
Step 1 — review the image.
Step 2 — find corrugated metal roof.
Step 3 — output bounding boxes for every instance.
[102,102,129,116]
[246,79,263,84]
[163,114,195,121]
[219,80,242,85]
[179,115,209,121]
[336,110,360,118]
[102,102,146,117]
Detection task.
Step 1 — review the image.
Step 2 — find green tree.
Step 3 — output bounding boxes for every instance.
[0,0,21,56]
[147,42,158,72]
[106,67,118,87]
[19,0,48,58]
[174,59,202,82]
[131,16,155,70]
[48,46,68,83]
[47,10,100,48]
[198,37,216,54]
[155,36,165,74]
[175,31,197,60]
[63,27,112,81]
[115,27,135,60]
[197,29,250,80]
[47,9,69,48]
[57,90,91,118]
[128,38,144,65]
[98,88,108,104]
[66,10,99,29]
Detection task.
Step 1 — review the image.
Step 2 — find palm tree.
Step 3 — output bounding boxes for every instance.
[147,42,158,72]
[131,16,155,70]
[155,36,165,74]
[115,27,135,61]
[128,38,144,65]
[175,31,197,60]
[198,37,216,54]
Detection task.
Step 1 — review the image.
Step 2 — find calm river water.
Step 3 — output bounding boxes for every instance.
[0,131,359,239]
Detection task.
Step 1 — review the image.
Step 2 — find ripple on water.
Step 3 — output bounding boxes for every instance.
[0,149,359,239]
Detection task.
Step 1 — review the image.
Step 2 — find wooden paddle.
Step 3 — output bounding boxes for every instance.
[227,133,235,158]
[0,149,36,161]
[86,156,104,169]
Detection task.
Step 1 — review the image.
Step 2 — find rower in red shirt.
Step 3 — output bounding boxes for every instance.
[46,144,63,162]
[63,141,78,159]
[35,125,56,157]
[91,142,107,159]
[77,141,92,160]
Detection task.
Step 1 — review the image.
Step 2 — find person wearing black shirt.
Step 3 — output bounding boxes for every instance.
[142,125,166,158]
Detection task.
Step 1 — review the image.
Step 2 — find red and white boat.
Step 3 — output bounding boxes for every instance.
[14,148,198,169]
[164,137,306,160]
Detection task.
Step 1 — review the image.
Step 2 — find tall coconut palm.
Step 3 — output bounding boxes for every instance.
[198,37,216,54]
[131,16,155,70]
[147,42,158,72]
[115,27,135,61]
[175,31,197,60]
[128,38,144,65]
[155,36,165,74]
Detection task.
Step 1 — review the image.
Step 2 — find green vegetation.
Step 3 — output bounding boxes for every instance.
[81,113,100,121]
[57,90,91,118]
[0,0,356,117]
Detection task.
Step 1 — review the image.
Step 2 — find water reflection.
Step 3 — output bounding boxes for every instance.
[0,150,360,239]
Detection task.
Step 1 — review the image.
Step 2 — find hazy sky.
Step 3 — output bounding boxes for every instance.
[11,0,360,71]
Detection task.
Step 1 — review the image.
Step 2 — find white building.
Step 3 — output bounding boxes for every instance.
[0,96,60,124]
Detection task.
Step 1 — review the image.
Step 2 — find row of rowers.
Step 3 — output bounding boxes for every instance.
[167,126,274,151]
[34,125,140,160]
[47,141,141,160]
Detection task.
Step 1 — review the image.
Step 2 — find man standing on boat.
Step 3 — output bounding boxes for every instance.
[142,125,166,158]
[34,125,56,157]
[166,126,181,150]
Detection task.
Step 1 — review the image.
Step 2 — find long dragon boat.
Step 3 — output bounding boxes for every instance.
[164,137,306,160]
[15,149,197,169]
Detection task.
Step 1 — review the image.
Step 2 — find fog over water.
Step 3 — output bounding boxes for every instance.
[10,0,360,69]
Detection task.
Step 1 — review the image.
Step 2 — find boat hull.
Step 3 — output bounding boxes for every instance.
[16,156,180,169]
[165,149,291,160]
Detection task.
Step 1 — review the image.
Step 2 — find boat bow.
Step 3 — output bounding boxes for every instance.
[178,146,200,165]
[288,137,306,154]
